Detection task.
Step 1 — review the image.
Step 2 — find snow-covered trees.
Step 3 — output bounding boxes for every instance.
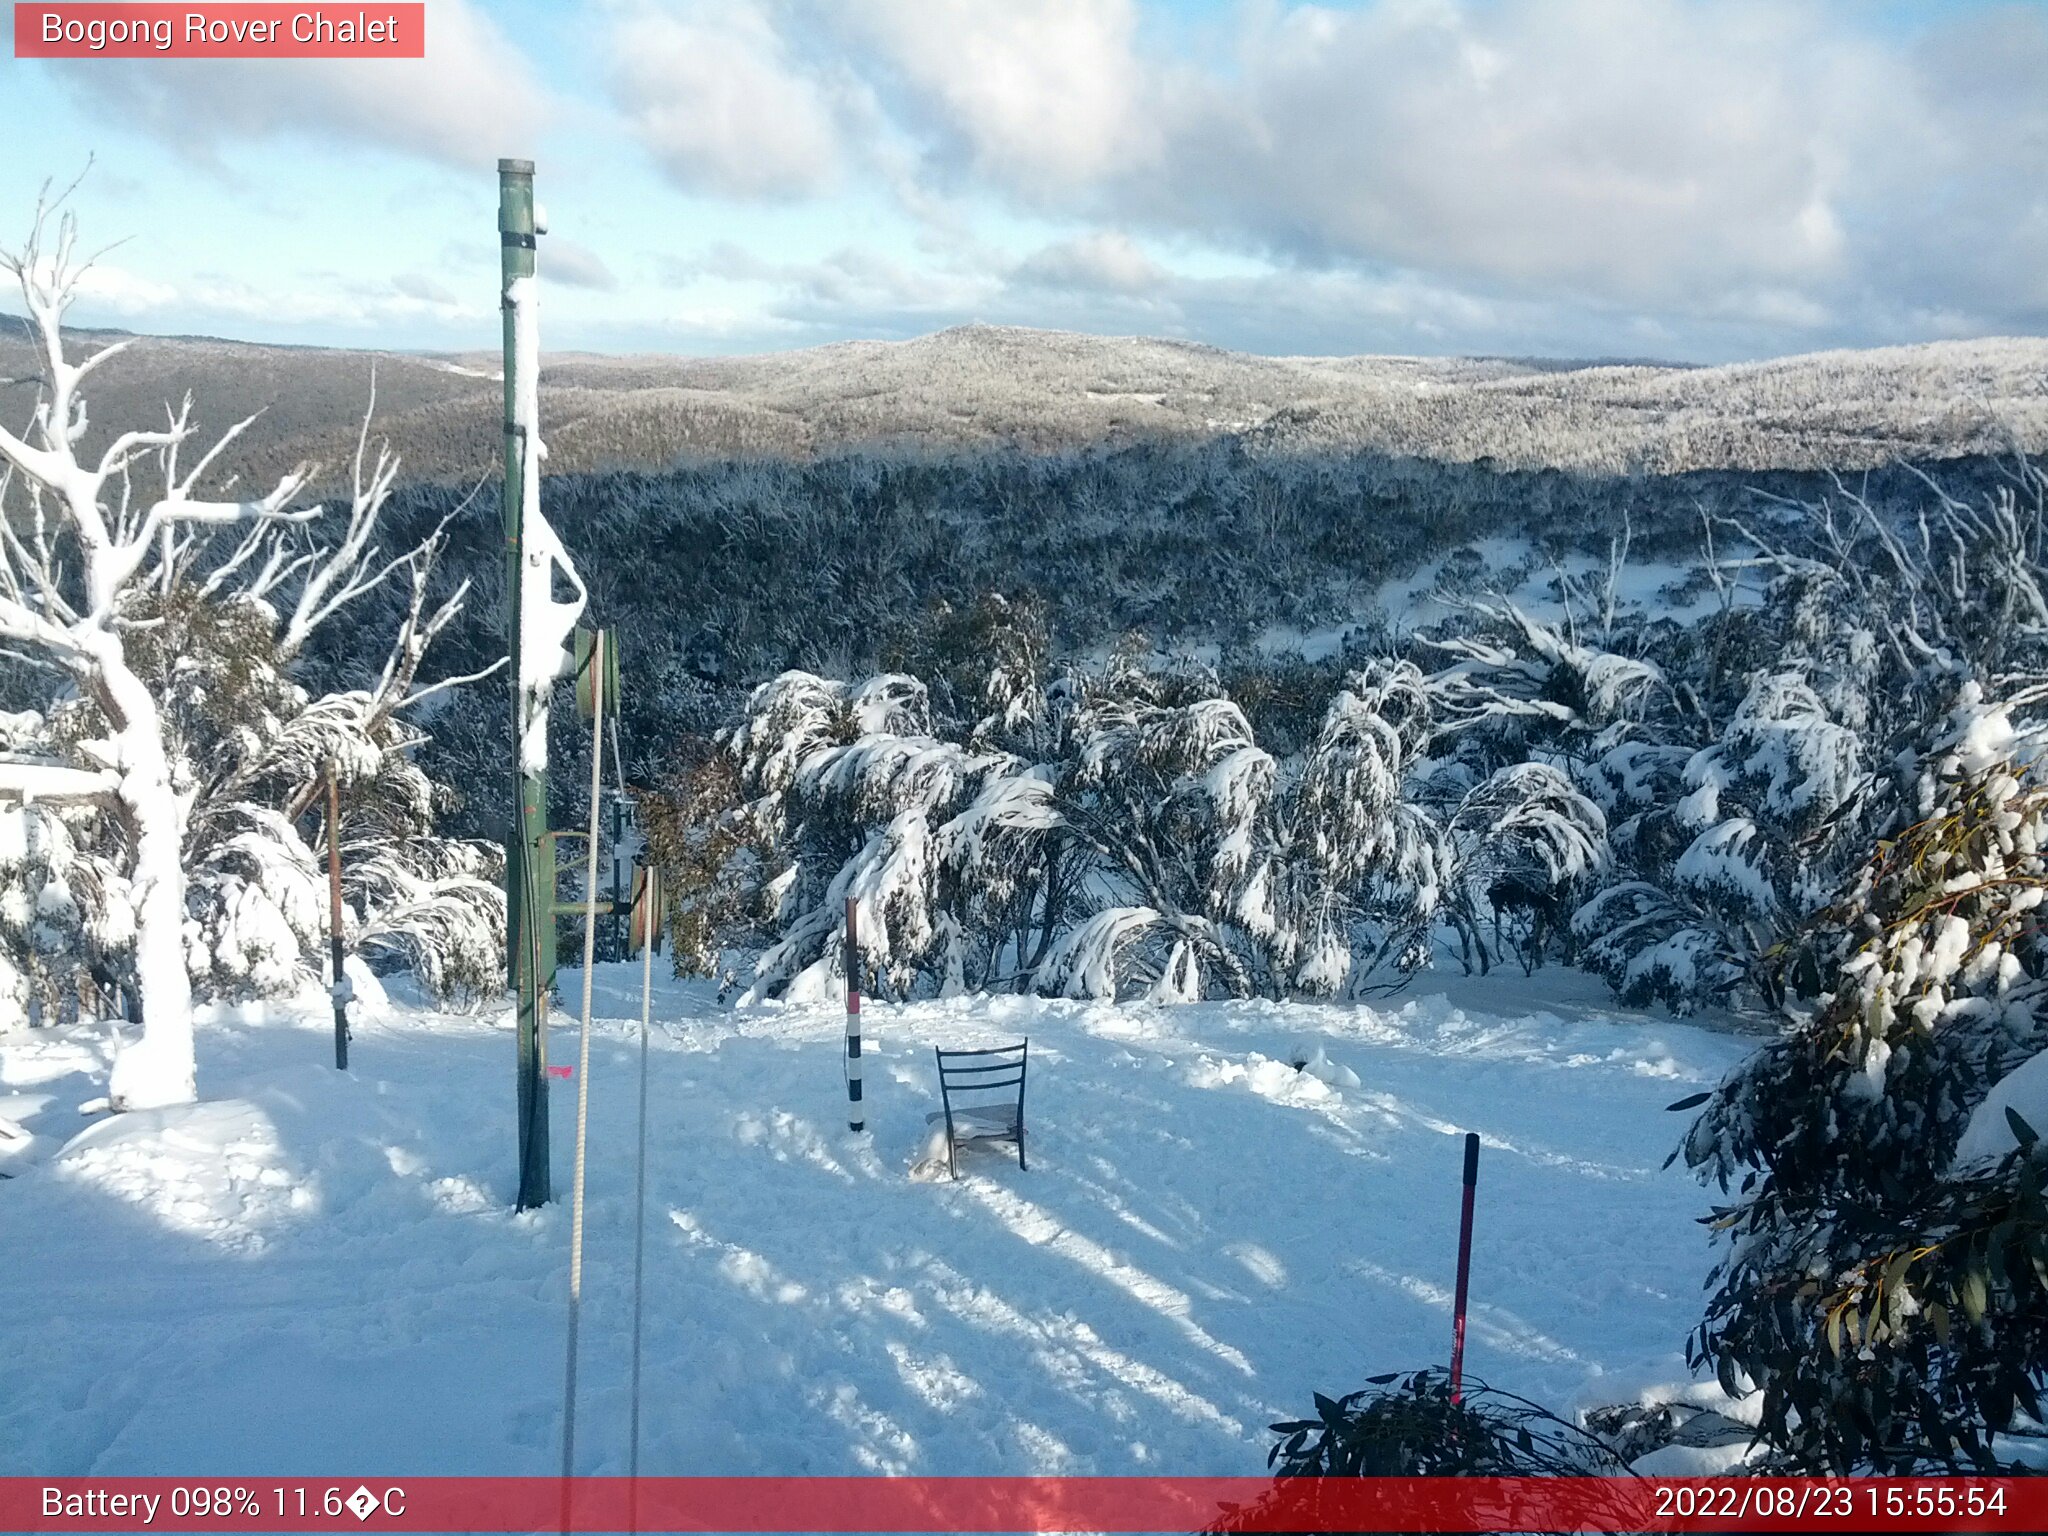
[624,442,2048,1033]
[1574,669,1868,1012]
[652,615,1565,1004]
[0,188,503,1100]
[1563,462,2048,1015]
[1677,687,2048,1469]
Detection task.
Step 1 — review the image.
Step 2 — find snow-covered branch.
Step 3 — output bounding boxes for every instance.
[0,755,119,804]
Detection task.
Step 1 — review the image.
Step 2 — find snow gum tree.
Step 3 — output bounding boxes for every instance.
[0,188,499,1105]
[1678,687,2048,1469]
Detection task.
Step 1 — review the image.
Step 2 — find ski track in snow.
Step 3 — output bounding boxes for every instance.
[0,966,1751,1476]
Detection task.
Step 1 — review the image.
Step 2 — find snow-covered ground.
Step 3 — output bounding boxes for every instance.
[0,966,1754,1477]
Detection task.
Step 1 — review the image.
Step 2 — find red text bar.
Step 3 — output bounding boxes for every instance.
[1,1476,2042,1532]
[14,5,425,58]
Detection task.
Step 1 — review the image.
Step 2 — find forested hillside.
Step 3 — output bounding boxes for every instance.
[329,440,2029,849]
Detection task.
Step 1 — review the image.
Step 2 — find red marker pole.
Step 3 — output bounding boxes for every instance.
[844,897,863,1132]
[1449,1132,1480,1403]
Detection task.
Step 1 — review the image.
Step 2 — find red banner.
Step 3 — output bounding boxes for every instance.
[1,1476,2042,1532]
[13,5,425,58]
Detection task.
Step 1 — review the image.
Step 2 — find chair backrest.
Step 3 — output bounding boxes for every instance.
[935,1041,1027,1105]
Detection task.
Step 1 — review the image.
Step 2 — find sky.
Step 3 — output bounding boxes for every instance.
[1,0,2045,364]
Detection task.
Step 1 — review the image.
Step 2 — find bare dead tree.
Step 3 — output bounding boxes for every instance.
[0,182,499,1107]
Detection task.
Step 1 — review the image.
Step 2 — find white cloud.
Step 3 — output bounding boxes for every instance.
[607,0,852,198]
[654,229,1639,358]
[71,261,487,331]
[834,0,1153,195]
[605,0,2048,357]
[1015,232,1166,295]
[392,272,459,306]
[544,238,619,292]
[71,263,180,316]
[1119,0,1877,310]
[32,2,550,170]
[668,240,999,329]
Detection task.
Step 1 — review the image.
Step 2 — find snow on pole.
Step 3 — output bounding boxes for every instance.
[325,767,349,1071]
[845,895,863,1133]
[502,157,547,1212]
[500,156,588,1212]
[1450,1131,1480,1403]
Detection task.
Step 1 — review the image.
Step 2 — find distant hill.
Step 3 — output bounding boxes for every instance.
[3,317,2045,491]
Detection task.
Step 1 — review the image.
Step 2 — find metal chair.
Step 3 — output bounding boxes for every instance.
[930,1041,1028,1179]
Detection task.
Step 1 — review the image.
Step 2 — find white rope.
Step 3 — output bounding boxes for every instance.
[560,630,606,1488]
[627,858,657,1531]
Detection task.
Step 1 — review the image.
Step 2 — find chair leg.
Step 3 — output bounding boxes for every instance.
[948,1136,958,1181]
[1017,1133,1027,1172]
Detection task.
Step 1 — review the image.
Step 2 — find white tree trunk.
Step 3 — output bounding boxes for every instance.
[92,640,197,1110]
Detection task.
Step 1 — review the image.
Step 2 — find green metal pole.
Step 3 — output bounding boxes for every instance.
[502,157,552,1211]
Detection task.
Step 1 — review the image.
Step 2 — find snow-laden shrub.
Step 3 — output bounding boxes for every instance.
[1676,686,2048,1469]
[1554,465,2048,1016]
[662,629,1464,1004]
[1447,761,1608,973]
[1427,600,1664,752]
[351,835,504,1002]
[0,797,130,1024]
[14,577,504,1012]
[1573,668,1872,1014]
[729,669,1044,1000]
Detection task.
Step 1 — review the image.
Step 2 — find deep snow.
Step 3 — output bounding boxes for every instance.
[0,966,1753,1477]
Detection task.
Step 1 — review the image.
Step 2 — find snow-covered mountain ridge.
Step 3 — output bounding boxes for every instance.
[5,317,2043,487]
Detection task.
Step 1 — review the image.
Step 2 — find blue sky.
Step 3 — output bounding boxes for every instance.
[3,0,2045,363]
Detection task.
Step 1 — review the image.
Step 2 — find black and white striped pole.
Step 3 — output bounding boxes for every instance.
[845,896,863,1133]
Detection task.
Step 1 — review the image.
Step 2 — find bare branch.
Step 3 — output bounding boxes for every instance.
[398,655,509,712]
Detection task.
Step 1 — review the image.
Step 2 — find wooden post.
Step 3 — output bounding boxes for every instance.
[845,896,863,1132]
[325,767,349,1071]
[1450,1132,1480,1402]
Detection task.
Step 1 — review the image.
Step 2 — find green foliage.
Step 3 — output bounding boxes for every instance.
[1681,700,2048,1469]
[1212,1368,1634,1536]
[1697,1147,2048,1473]
[1262,1369,1629,1477]
[637,735,771,992]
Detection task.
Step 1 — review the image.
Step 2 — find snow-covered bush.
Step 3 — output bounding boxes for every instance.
[0,793,130,1025]
[1426,600,1664,753]
[733,656,1091,1001]
[1551,465,2048,1016]
[10,463,509,1015]
[1676,687,2048,1469]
